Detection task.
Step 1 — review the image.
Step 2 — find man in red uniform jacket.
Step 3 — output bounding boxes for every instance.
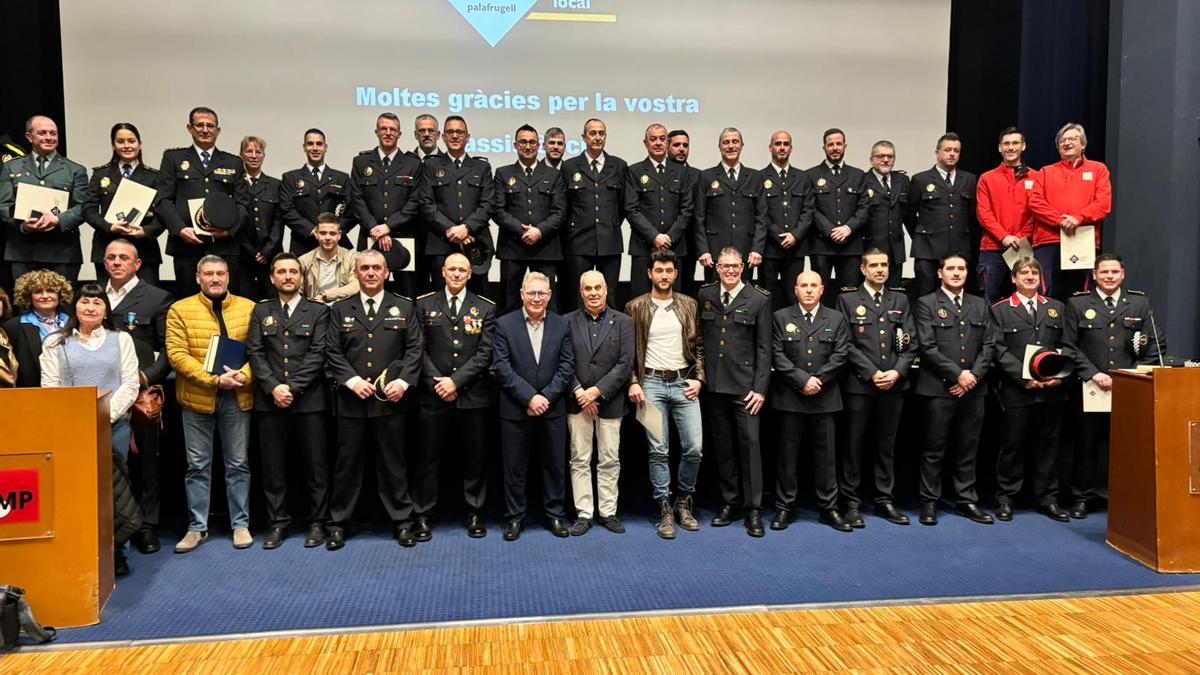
[1027,123,1112,300]
[976,127,1038,304]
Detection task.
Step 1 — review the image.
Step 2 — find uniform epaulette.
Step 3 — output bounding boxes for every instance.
[392,292,412,302]
[93,163,111,171]
[358,149,374,155]
[1072,290,1090,296]
[893,169,907,175]
[477,295,496,305]
[165,146,189,152]
[3,142,25,160]
[888,286,905,292]
[416,291,437,300]
[475,155,489,162]
[1127,289,1145,296]
[258,298,273,303]
[839,286,856,293]
[142,164,159,172]
[700,281,718,288]
[754,285,770,296]
[991,298,1007,307]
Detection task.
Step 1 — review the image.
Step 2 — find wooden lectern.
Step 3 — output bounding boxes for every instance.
[0,387,113,627]
[1108,368,1200,572]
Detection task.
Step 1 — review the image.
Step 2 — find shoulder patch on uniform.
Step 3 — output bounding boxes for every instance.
[1072,290,1090,296]
[416,291,437,300]
[477,295,496,305]
[754,285,770,296]
[1127,289,1145,295]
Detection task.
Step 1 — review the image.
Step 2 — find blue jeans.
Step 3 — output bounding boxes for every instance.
[642,376,703,500]
[180,392,251,531]
[111,417,131,464]
[976,251,1012,305]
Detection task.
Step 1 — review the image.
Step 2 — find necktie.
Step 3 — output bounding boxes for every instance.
[727,167,736,181]
[311,166,320,181]
[656,163,664,176]
[283,302,292,320]
[591,159,599,176]
[200,150,211,167]
[454,159,462,171]
[804,311,813,325]
[954,296,962,312]
[883,176,891,193]
[37,156,46,174]
[249,175,258,186]
[449,296,459,317]
[722,291,731,308]
[947,172,955,187]
[365,298,377,321]
[1027,299,1036,319]
[779,169,787,182]
[122,163,132,178]
[832,165,840,176]
[1105,296,1115,310]
[873,292,882,306]
[382,156,391,170]
[525,166,534,178]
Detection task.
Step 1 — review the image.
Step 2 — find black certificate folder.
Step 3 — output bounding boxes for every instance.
[204,335,248,375]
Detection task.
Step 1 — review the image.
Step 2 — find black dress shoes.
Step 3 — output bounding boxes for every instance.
[845,508,866,529]
[711,504,741,527]
[263,526,288,550]
[956,503,995,524]
[1069,500,1088,519]
[466,513,487,538]
[115,552,130,577]
[745,509,765,537]
[503,519,523,541]
[325,526,346,551]
[413,516,433,542]
[1038,503,1071,522]
[547,517,570,538]
[873,502,910,525]
[304,524,326,548]
[395,526,417,548]
[134,529,161,554]
[770,509,793,531]
[570,518,592,536]
[819,509,853,532]
[919,503,938,526]
[598,515,626,534]
[995,503,1014,521]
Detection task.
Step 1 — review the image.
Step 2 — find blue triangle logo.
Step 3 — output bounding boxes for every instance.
[448,0,538,47]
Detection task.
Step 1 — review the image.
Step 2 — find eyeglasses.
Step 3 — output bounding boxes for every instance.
[717,263,744,271]
[190,123,217,130]
[443,129,467,137]
[871,154,895,161]
[515,139,539,147]
[523,290,551,299]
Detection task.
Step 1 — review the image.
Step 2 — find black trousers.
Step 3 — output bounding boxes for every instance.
[500,415,567,520]
[560,254,620,313]
[130,422,162,530]
[259,410,329,527]
[918,395,985,505]
[758,257,807,310]
[174,255,244,297]
[94,265,161,287]
[839,390,906,508]
[912,259,941,301]
[390,253,433,300]
[810,255,861,302]
[414,405,488,515]
[775,410,837,511]
[996,401,1062,506]
[707,392,763,510]
[329,413,413,526]
[1072,409,1110,503]
[500,259,558,313]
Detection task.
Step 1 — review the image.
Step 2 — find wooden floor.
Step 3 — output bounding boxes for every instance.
[5,591,1200,674]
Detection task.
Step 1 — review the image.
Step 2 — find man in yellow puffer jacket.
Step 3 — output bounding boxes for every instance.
[166,255,256,553]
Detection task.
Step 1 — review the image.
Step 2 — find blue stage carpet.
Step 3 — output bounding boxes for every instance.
[49,508,1200,645]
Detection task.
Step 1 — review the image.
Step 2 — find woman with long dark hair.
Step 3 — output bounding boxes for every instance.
[82,122,164,284]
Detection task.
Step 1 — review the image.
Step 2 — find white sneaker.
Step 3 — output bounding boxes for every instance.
[232,527,253,549]
[174,530,208,554]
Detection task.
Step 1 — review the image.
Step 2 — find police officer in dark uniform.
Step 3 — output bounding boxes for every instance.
[280,128,353,254]
[667,129,702,297]
[906,133,978,299]
[324,248,424,549]
[806,128,870,295]
[83,123,163,285]
[560,118,627,312]
[422,116,494,297]
[155,107,248,296]
[760,131,814,309]
[239,136,283,299]
[493,124,566,312]
[989,256,1070,522]
[771,270,851,532]
[914,252,996,525]
[697,246,772,537]
[836,249,916,527]
[1063,253,1164,519]
[348,113,430,298]
[409,114,444,163]
[694,128,767,284]
[625,123,694,299]
[414,253,496,540]
[862,141,909,271]
[247,252,332,549]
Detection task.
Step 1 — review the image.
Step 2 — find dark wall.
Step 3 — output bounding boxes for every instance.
[0,1,64,153]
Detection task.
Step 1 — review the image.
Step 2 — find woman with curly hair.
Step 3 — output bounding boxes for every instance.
[0,269,73,387]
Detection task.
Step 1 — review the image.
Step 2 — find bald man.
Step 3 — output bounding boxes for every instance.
[769,270,851,532]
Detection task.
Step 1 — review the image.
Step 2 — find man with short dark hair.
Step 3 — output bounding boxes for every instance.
[542,127,566,171]
[560,119,627,312]
[976,127,1036,303]
[422,116,494,296]
[806,128,869,293]
[906,132,978,299]
[759,130,813,308]
[298,212,359,303]
[694,128,766,283]
[668,129,701,296]
[625,123,694,299]
[280,128,352,254]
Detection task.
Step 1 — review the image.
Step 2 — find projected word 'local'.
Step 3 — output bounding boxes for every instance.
[448,0,615,47]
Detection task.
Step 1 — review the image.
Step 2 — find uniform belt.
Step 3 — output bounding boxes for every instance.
[645,367,686,381]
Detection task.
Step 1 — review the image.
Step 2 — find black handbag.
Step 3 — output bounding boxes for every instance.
[1,585,57,651]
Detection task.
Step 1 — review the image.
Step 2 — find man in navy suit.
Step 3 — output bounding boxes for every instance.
[492,271,575,541]
[564,271,634,536]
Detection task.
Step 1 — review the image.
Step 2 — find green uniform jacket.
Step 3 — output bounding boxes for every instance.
[0,152,88,263]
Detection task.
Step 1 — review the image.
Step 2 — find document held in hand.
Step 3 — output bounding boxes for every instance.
[1082,379,1112,413]
[636,401,664,443]
[103,178,156,229]
[1060,225,1096,270]
[204,334,247,375]
[13,183,70,220]
[1002,237,1034,269]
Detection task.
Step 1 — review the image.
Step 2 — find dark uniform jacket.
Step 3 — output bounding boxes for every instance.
[348,149,429,250]
[422,153,495,256]
[760,164,814,259]
[111,280,174,385]
[697,282,772,396]
[837,286,916,394]
[415,289,496,410]
[805,163,869,256]
[155,146,248,258]
[906,167,977,261]
[564,307,634,418]
[862,170,910,265]
[279,165,352,254]
[561,152,628,257]
[771,304,849,413]
[1064,288,1163,380]
[990,292,1067,407]
[492,162,566,261]
[247,297,330,413]
[83,162,164,265]
[241,174,283,261]
[625,158,694,256]
[326,292,423,417]
[492,309,575,421]
[914,290,995,397]
[0,152,89,263]
[693,165,768,259]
